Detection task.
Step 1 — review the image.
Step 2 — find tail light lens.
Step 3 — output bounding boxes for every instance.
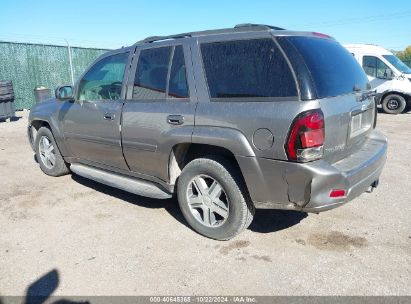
[285,110,325,162]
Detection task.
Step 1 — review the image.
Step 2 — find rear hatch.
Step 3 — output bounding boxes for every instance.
[277,35,375,164]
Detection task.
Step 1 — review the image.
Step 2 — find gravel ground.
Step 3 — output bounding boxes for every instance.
[0,110,410,296]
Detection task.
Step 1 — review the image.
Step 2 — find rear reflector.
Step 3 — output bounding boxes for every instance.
[330,189,346,198]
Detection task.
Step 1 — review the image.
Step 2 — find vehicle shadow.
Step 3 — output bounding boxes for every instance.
[377,107,411,114]
[10,115,22,122]
[71,174,307,235]
[249,209,307,233]
[0,115,22,123]
[71,174,189,229]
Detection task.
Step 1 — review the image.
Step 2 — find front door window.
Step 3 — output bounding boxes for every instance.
[78,52,129,101]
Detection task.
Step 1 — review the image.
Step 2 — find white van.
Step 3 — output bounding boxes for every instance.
[345,44,411,114]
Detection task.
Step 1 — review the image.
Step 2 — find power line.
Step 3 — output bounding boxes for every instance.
[296,10,411,28]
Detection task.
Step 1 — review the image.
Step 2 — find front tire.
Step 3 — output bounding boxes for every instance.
[177,156,255,240]
[35,127,69,177]
[382,94,406,114]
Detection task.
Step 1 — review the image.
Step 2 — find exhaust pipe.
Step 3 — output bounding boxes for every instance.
[366,180,379,193]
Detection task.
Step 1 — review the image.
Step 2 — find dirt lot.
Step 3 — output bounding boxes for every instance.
[0,110,410,296]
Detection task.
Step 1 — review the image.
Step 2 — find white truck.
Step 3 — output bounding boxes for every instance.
[345,44,411,114]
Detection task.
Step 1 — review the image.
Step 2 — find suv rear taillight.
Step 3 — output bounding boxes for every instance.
[285,110,325,162]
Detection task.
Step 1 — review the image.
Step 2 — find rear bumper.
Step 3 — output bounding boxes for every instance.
[237,130,387,212]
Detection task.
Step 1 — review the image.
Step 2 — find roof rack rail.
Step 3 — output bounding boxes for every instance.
[137,24,285,44]
[140,33,192,43]
[234,23,285,31]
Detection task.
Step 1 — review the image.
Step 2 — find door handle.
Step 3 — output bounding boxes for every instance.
[167,115,184,125]
[103,113,115,120]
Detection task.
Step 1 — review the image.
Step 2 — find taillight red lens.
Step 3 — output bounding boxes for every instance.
[285,110,325,162]
[300,129,324,148]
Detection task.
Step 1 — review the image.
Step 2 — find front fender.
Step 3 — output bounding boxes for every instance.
[28,99,68,156]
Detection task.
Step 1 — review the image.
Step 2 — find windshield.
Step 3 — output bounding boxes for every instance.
[383,55,411,74]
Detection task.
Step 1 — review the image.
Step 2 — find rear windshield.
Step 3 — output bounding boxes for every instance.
[283,36,369,98]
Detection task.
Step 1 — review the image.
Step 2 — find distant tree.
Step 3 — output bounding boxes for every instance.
[396,45,411,67]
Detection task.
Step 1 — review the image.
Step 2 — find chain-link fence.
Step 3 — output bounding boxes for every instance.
[0,41,109,109]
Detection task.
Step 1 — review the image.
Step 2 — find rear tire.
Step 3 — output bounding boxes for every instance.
[35,127,69,177]
[382,94,406,114]
[177,156,255,240]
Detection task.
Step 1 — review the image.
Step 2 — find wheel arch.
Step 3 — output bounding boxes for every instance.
[28,119,52,151]
[167,126,256,185]
[379,90,410,104]
[29,117,67,156]
[168,143,247,186]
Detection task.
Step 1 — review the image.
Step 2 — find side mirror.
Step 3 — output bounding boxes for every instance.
[55,85,74,100]
[383,69,394,80]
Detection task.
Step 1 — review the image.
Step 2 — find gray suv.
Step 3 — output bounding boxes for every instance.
[28,24,387,240]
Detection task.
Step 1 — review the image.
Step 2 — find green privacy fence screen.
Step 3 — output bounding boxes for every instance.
[0,41,109,109]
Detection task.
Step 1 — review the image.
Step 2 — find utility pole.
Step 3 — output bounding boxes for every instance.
[65,39,75,86]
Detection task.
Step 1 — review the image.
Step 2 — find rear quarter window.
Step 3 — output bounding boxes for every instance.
[280,36,369,99]
[200,38,297,100]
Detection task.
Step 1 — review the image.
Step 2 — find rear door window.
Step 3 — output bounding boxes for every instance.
[132,45,189,100]
[200,38,297,100]
[133,47,172,100]
[280,36,369,98]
